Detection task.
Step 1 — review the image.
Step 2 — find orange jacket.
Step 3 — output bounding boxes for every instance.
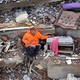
[22,28,48,47]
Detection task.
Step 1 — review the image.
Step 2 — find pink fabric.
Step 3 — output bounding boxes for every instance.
[50,37,59,56]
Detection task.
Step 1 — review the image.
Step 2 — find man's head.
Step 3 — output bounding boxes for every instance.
[30,27,36,35]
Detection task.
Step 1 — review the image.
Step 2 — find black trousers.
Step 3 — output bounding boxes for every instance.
[26,44,41,57]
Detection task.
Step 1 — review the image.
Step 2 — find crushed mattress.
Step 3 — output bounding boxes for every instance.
[55,11,80,29]
[47,36,73,45]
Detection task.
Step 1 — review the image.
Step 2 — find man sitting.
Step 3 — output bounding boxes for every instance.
[22,27,48,58]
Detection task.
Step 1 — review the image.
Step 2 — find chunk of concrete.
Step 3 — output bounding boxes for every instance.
[47,61,80,79]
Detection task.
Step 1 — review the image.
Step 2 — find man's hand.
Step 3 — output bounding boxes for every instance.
[26,40,33,45]
[26,41,31,47]
[27,41,31,44]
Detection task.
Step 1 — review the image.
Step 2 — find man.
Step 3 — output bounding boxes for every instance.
[22,27,48,57]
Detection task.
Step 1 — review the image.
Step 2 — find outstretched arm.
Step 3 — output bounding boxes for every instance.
[38,32,48,40]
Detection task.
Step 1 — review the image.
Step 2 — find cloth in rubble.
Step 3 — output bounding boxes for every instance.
[50,37,59,56]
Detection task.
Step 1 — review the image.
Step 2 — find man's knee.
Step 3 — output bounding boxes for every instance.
[29,46,36,51]
[36,44,41,47]
[36,44,41,48]
[26,46,35,56]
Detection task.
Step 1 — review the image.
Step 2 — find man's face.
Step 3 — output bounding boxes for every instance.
[30,29,36,35]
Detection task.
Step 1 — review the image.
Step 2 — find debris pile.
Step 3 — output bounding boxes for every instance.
[1,65,30,80]
[0,35,23,68]
[29,3,60,24]
[0,1,80,80]
[0,0,31,4]
[48,56,80,65]
[0,2,60,28]
[0,55,48,80]
[59,73,80,80]
[0,0,80,4]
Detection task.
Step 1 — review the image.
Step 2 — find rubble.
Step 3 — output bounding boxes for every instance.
[0,0,30,4]
[2,1,80,28]
[0,34,49,80]
[0,0,79,4]
[0,35,23,68]
[23,75,31,80]
[0,55,48,80]
[0,2,60,28]
[59,73,80,80]
[0,1,80,80]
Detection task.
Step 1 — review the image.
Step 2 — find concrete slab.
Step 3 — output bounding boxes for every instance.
[47,62,80,79]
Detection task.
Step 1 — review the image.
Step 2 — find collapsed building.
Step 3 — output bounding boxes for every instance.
[0,0,80,80]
